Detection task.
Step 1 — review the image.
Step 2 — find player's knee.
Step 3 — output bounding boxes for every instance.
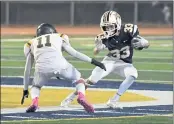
[88,76,98,84]
[86,79,96,85]
[31,85,42,89]
[75,78,85,85]
[125,69,138,79]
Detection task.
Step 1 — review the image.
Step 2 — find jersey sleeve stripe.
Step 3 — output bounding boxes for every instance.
[60,34,64,37]
[27,42,31,46]
[133,25,138,36]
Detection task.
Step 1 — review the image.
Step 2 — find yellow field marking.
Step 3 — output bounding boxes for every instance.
[1,87,156,108]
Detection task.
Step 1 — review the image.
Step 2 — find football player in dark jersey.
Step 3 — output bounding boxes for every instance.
[60,11,149,108]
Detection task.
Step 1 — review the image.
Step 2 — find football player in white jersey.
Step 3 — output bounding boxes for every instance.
[60,11,150,108]
[21,23,106,113]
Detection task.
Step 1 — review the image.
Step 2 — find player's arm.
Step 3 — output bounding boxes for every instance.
[94,33,107,55]
[132,35,150,50]
[124,24,150,50]
[131,25,149,49]
[62,40,106,71]
[21,42,34,104]
[23,42,34,90]
[59,34,71,51]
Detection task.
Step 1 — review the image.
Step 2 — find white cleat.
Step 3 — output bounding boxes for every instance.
[60,92,77,107]
[106,99,123,109]
[60,98,73,107]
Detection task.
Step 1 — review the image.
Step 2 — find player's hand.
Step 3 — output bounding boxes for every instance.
[21,90,29,105]
[91,58,106,71]
[56,77,60,80]
[93,48,100,55]
[132,36,144,49]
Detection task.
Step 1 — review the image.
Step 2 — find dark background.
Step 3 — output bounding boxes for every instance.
[1,1,173,25]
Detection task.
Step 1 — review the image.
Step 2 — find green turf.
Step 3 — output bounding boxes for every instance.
[2,116,173,124]
[1,60,172,70]
[1,38,173,84]
[1,68,172,81]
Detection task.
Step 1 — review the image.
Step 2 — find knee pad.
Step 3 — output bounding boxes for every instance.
[31,85,42,90]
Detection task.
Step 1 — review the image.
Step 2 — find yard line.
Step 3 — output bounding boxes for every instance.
[1,59,173,64]
[1,36,172,42]
[1,76,172,83]
[1,66,172,72]
[1,38,94,42]
[1,54,172,59]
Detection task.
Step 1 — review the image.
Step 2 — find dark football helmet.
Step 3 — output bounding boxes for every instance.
[36,23,57,37]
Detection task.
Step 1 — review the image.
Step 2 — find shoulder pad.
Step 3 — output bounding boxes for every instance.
[58,33,71,46]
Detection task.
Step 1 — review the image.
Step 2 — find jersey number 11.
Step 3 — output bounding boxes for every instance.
[37,35,51,48]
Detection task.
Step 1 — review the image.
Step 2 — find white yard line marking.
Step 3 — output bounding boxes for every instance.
[3,116,48,120]
[1,59,173,64]
[136,108,171,112]
[51,113,91,116]
[1,55,172,59]
[1,66,172,72]
[1,36,172,41]
[1,38,94,42]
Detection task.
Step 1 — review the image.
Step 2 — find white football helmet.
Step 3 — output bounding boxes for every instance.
[100,11,121,38]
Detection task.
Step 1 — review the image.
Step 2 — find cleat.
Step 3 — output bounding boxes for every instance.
[60,98,74,108]
[106,99,123,109]
[26,105,38,113]
[77,92,94,113]
[60,92,77,107]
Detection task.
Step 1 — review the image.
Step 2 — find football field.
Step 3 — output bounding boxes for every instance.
[1,36,173,124]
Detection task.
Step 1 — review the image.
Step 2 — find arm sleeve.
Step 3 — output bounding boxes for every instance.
[23,42,34,90]
[23,53,34,90]
[62,41,92,63]
[24,42,32,57]
[60,34,71,51]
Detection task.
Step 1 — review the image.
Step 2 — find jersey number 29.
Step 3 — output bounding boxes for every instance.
[37,35,51,48]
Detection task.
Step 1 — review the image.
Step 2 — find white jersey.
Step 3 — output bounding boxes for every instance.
[24,33,70,72]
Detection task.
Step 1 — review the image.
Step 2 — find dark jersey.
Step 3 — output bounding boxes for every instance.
[101,23,139,63]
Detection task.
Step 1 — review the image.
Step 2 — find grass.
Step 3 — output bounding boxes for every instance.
[2,116,173,124]
[1,36,173,123]
[1,38,173,83]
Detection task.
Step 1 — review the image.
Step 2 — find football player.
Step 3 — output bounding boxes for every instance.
[60,11,150,108]
[21,23,106,113]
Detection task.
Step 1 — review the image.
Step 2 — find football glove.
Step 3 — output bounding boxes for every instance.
[21,90,29,105]
[132,36,144,50]
[91,58,106,71]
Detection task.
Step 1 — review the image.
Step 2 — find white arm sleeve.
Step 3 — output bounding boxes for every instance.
[61,34,71,46]
[62,41,92,63]
[23,53,34,90]
[24,43,31,57]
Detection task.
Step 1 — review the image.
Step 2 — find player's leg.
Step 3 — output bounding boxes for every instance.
[60,60,115,107]
[58,64,94,113]
[26,71,50,112]
[107,64,138,108]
